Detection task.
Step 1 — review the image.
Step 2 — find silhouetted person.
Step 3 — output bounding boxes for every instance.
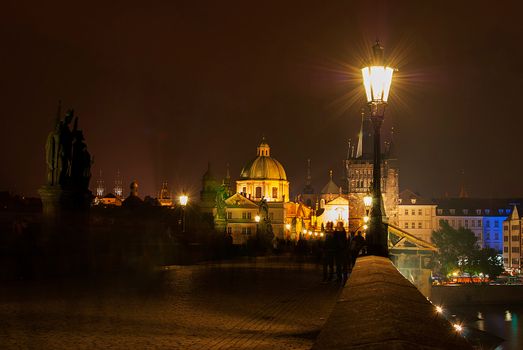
[322,222,335,282]
[333,221,348,282]
[349,230,366,271]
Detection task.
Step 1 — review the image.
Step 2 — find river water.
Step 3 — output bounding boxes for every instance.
[451,305,523,349]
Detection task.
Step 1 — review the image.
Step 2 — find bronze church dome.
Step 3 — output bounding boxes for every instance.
[240,140,287,181]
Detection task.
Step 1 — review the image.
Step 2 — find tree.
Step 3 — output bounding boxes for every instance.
[431,220,503,280]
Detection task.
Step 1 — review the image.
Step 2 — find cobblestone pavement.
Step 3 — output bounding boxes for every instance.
[0,258,341,349]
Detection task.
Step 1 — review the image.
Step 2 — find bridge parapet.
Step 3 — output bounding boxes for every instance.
[313,256,471,349]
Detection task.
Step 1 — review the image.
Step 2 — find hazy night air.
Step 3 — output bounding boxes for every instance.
[1,1,522,199]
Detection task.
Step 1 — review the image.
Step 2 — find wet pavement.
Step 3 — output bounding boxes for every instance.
[0,258,340,349]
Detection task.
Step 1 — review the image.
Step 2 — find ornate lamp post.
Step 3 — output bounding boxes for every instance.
[361,41,394,257]
[179,193,189,233]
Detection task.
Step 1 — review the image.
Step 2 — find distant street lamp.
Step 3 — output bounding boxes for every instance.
[179,193,189,233]
[361,41,394,257]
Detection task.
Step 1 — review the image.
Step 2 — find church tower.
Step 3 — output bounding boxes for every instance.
[114,170,124,199]
[346,113,399,230]
[95,170,105,197]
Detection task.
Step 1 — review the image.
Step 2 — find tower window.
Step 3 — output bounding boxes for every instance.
[272,187,278,198]
[255,187,262,198]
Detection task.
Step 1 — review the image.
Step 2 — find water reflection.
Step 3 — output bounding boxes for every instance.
[452,305,523,350]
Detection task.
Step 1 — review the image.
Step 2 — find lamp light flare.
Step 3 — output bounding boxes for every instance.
[255,215,261,223]
[453,324,463,333]
[363,216,369,223]
[285,223,291,230]
[361,66,394,103]
[435,306,443,314]
[179,194,188,206]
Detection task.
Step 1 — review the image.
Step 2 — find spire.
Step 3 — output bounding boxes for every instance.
[303,159,314,194]
[511,205,520,220]
[347,139,352,160]
[329,170,333,180]
[114,169,123,198]
[96,169,104,197]
[356,110,364,158]
[459,170,468,198]
[387,126,396,158]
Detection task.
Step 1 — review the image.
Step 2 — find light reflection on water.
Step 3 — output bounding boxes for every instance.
[452,305,522,350]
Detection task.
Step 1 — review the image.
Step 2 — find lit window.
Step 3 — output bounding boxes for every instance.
[272,187,278,198]
[437,209,443,215]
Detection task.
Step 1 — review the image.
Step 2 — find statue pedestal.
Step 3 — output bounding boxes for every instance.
[214,217,227,233]
[38,185,92,231]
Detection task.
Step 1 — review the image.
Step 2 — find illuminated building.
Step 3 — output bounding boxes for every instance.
[114,170,124,199]
[95,170,104,197]
[345,113,399,231]
[222,139,291,243]
[236,138,289,202]
[157,181,174,207]
[503,205,522,270]
[398,190,438,243]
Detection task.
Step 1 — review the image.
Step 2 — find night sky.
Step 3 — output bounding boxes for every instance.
[1,1,522,199]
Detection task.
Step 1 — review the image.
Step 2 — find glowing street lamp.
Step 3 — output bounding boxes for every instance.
[363,194,373,209]
[361,41,394,257]
[255,215,261,223]
[179,193,189,233]
[285,223,291,230]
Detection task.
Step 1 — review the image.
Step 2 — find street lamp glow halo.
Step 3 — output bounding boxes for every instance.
[361,66,394,103]
[179,194,189,206]
[255,215,261,223]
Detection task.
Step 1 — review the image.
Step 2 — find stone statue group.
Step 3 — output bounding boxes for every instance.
[45,104,92,191]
